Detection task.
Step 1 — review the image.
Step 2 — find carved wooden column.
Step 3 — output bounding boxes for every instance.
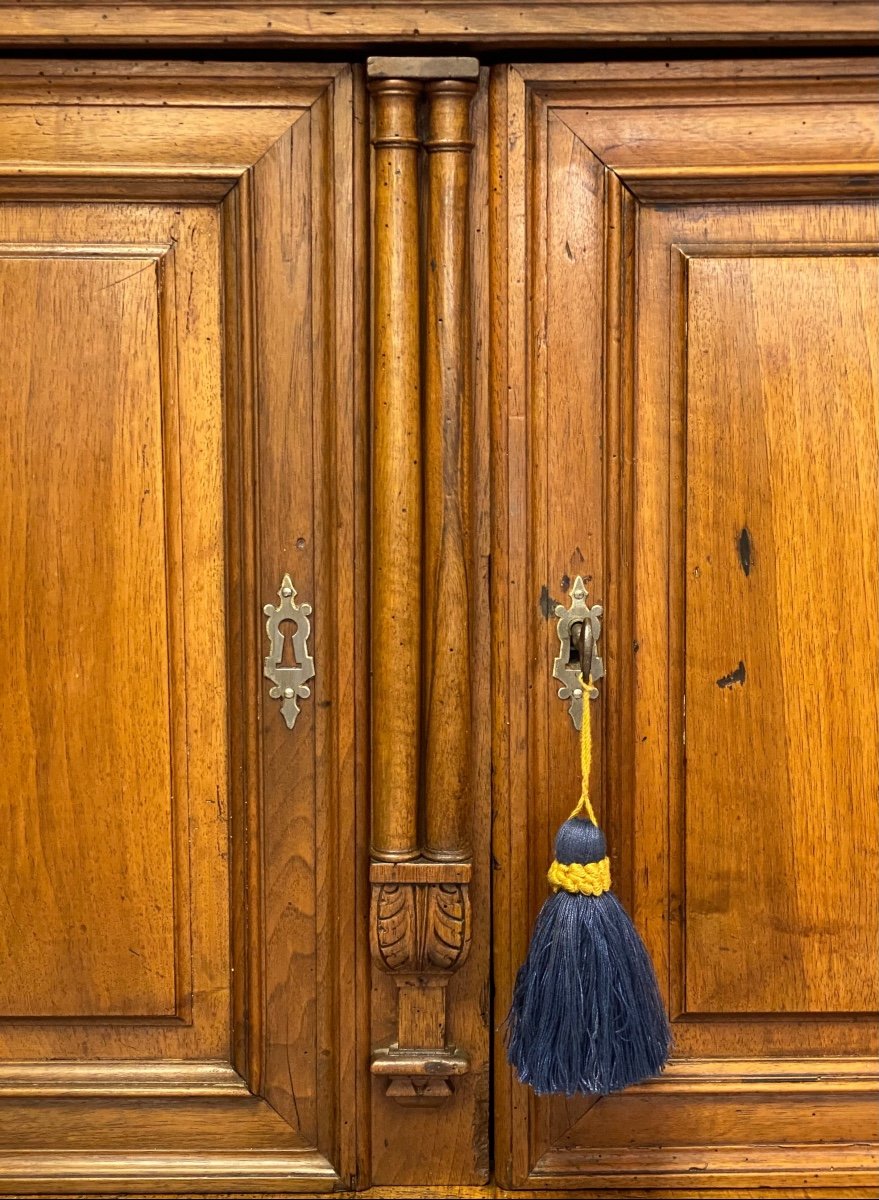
[368,57,478,1107]
[370,77,422,863]
[423,78,477,863]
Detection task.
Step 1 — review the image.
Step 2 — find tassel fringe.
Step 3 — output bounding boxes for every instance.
[505,675,672,1096]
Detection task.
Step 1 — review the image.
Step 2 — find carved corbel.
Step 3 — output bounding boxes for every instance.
[369,862,472,1105]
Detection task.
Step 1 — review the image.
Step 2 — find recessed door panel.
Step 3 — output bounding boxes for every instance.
[0,249,178,1020]
[682,251,878,1018]
[0,204,226,1053]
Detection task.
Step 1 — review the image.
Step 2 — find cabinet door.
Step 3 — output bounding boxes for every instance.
[491,58,879,1193]
[0,61,366,1194]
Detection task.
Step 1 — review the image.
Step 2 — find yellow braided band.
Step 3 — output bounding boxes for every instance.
[548,856,612,896]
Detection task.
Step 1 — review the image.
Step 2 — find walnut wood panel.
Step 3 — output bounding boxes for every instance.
[0,1,875,47]
[0,203,224,1056]
[637,205,879,1058]
[0,60,366,1194]
[683,251,878,1018]
[491,57,879,1195]
[0,246,179,1021]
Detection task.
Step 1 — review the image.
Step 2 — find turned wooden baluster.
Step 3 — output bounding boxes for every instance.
[369,78,422,863]
[422,79,477,863]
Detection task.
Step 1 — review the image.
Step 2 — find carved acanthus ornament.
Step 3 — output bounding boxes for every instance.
[372,880,471,974]
[369,862,472,1105]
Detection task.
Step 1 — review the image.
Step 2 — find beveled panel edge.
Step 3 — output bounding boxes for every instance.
[219,65,368,1184]
[154,235,196,1031]
[0,1059,250,1098]
[528,59,879,205]
[529,1144,879,1193]
[0,169,243,202]
[0,240,171,258]
[675,239,879,258]
[615,1055,879,1094]
[0,62,338,200]
[0,1150,339,1195]
[619,164,879,202]
[510,56,879,86]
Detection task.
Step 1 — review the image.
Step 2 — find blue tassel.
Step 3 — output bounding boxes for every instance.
[506,816,671,1095]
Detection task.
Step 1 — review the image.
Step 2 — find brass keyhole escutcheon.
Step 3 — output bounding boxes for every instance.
[263,574,315,729]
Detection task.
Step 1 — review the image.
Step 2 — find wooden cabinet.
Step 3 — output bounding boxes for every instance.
[0,30,876,1199]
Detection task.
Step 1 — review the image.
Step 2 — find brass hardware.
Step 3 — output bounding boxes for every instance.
[553,575,604,730]
[263,574,314,729]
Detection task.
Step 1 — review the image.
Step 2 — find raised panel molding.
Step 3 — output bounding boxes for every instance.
[0,1060,250,1098]
[491,58,879,1193]
[0,206,223,1054]
[0,61,366,1194]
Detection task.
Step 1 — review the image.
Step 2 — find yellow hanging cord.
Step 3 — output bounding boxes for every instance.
[568,676,598,825]
[547,676,611,896]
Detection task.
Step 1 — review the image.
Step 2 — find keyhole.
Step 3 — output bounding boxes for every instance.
[568,621,584,669]
[278,620,301,669]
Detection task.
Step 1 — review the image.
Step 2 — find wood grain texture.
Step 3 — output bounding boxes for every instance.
[218,60,368,1187]
[370,78,423,862]
[0,249,176,1020]
[683,252,879,1016]
[639,203,879,1060]
[0,60,366,1194]
[368,57,480,81]
[422,79,477,862]
[0,1096,335,1194]
[0,200,227,1067]
[5,42,878,1197]
[369,860,473,1105]
[490,57,879,1194]
[0,2,875,47]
